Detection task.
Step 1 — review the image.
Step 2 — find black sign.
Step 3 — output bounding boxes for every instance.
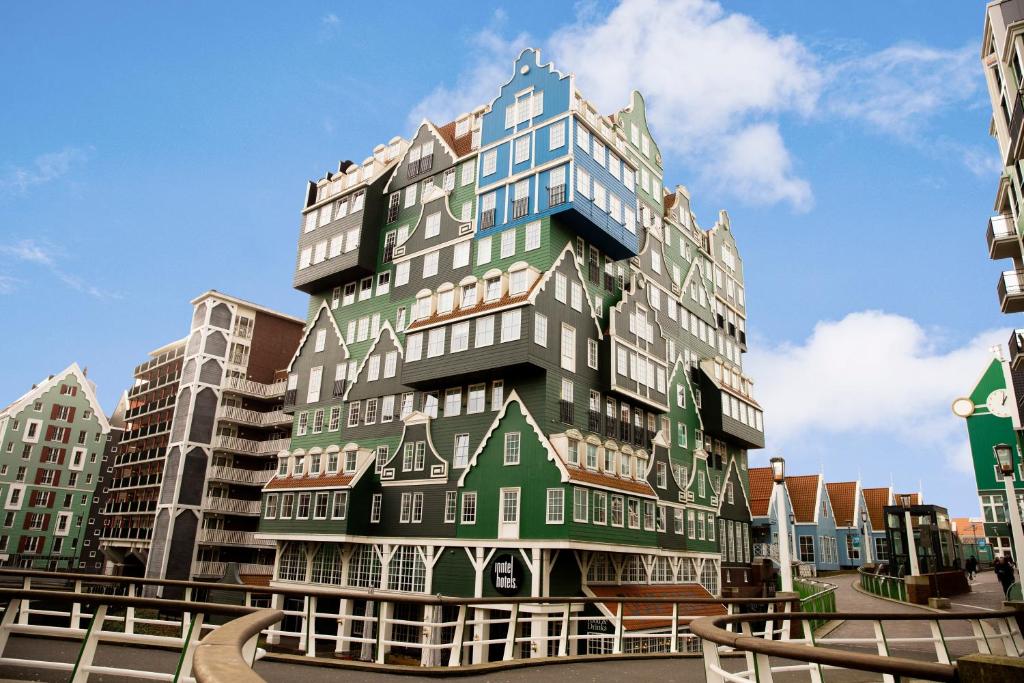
[490,553,524,596]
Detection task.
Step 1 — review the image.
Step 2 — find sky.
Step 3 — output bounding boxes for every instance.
[0,1,1010,517]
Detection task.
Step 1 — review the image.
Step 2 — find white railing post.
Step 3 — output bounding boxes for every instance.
[472,607,489,664]
[929,620,950,664]
[970,619,992,655]
[335,598,352,656]
[175,612,205,682]
[670,603,679,653]
[873,620,895,683]
[181,587,192,639]
[70,580,83,630]
[754,650,775,683]
[503,604,519,662]
[702,637,725,683]
[740,621,757,675]
[18,577,30,625]
[0,598,20,656]
[447,605,466,667]
[558,603,571,657]
[267,593,283,645]
[70,604,107,683]
[375,600,393,664]
[125,584,136,635]
[612,601,624,654]
[304,596,317,658]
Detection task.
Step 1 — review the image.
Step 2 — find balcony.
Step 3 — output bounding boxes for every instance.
[999,270,1024,313]
[120,421,171,445]
[212,435,290,456]
[552,191,639,260]
[133,346,185,378]
[125,395,176,421]
[207,465,274,487]
[128,372,181,398]
[588,410,603,434]
[1008,87,1024,164]
[283,389,297,413]
[219,406,291,428]
[559,400,574,425]
[988,214,1019,260]
[1010,329,1024,372]
[192,560,274,578]
[102,499,157,515]
[511,197,529,220]
[197,528,274,547]
[481,209,496,229]
[99,527,153,542]
[222,376,287,399]
[203,496,262,516]
[548,184,566,208]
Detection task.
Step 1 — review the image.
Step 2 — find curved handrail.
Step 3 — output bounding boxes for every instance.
[0,587,256,618]
[690,609,1021,682]
[194,609,283,683]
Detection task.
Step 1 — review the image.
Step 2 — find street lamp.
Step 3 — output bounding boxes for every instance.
[861,508,873,565]
[770,456,793,592]
[898,494,920,576]
[993,443,1024,563]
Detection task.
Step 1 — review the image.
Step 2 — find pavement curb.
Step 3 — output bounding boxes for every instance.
[848,577,948,614]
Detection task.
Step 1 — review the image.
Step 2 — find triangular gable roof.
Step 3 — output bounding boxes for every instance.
[825,481,858,528]
[486,48,570,113]
[667,359,705,432]
[379,410,448,480]
[678,257,716,323]
[717,457,751,515]
[383,120,459,194]
[341,320,401,402]
[435,120,475,159]
[863,486,893,530]
[457,389,568,487]
[528,242,605,337]
[787,474,822,524]
[748,467,775,518]
[286,302,350,373]
[0,362,111,433]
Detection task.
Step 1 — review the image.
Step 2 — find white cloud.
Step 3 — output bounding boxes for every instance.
[321,14,339,27]
[745,311,1009,475]
[0,238,119,300]
[717,123,812,210]
[825,44,980,139]
[0,147,90,196]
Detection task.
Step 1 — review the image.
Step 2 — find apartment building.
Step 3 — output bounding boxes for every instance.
[102,291,302,583]
[257,49,765,655]
[0,363,114,570]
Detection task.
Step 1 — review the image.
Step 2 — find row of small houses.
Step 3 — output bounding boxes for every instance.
[747,467,921,574]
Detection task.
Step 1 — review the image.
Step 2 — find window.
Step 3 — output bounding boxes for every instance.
[576,168,590,198]
[547,489,565,523]
[477,236,492,265]
[312,408,325,433]
[514,135,530,163]
[549,122,565,149]
[400,493,412,523]
[611,496,624,526]
[451,322,470,353]
[509,269,528,295]
[395,261,410,287]
[445,388,461,417]
[587,339,598,369]
[467,384,485,414]
[573,487,589,522]
[313,492,329,519]
[367,355,381,381]
[453,241,470,269]
[482,150,497,176]
[560,324,576,371]
[264,494,278,519]
[501,229,516,258]
[504,432,521,465]
[593,492,607,524]
[297,493,311,519]
[491,380,504,409]
[799,536,815,563]
[370,494,382,523]
[462,492,477,524]
[500,309,521,342]
[525,221,540,251]
[406,333,423,362]
[424,212,441,239]
[534,312,547,346]
[347,401,360,427]
[453,434,470,468]
[656,463,667,489]
[461,283,477,308]
[445,491,458,523]
[427,328,445,358]
[586,443,598,469]
[555,272,567,302]
[475,315,494,347]
[461,159,475,186]
[485,276,501,302]
[307,366,322,403]
[423,251,439,278]
[627,499,641,529]
[577,124,590,151]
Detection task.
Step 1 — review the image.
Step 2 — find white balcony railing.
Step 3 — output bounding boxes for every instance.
[191,560,274,577]
[206,465,274,487]
[203,496,261,516]
[218,406,291,427]
[213,435,290,456]
[222,376,287,398]
[991,213,1016,238]
[197,528,274,547]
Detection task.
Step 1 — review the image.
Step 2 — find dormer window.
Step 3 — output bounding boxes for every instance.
[455,117,470,137]
[437,290,454,314]
[509,270,528,295]
[485,277,501,302]
[415,294,432,320]
[294,456,305,477]
[461,283,477,308]
[344,450,357,473]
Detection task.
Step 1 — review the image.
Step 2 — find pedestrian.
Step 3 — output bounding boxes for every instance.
[965,555,977,582]
[994,556,1016,596]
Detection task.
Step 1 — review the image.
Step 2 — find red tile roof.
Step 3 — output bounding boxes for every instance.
[825,482,857,527]
[748,467,774,517]
[786,474,820,524]
[862,487,891,530]
[406,287,535,331]
[265,472,355,490]
[895,492,922,506]
[436,121,474,158]
[588,584,725,631]
[952,518,985,541]
[564,464,656,496]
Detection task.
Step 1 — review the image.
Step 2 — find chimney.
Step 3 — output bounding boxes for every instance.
[83,366,88,377]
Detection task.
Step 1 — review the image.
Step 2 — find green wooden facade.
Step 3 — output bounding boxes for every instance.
[258,50,764,603]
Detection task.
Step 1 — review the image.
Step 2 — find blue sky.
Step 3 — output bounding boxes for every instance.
[0,1,1008,516]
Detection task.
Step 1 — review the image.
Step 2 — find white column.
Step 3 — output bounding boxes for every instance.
[1003,476,1024,563]
[776,483,793,592]
[905,510,920,577]
[863,521,874,565]
[471,608,490,664]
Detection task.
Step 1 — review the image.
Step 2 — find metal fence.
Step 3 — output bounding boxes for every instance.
[858,565,908,602]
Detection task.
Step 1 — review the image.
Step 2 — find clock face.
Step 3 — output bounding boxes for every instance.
[986,389,1012,418]
[952,398,975,418]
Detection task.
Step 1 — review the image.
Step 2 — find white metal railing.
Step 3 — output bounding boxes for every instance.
[218,406,290,428]
[753,542,778,560]
[221,376,287,398]
[192,561,274,577]
[1002,269,1024,295]
[197,528,274,547]
[991,213,1016,238]
[212,435,289,456]
[206,465,274,487]
[202,497,261,516]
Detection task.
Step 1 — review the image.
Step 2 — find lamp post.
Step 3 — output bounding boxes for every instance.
[898,494,920,577]
[994,443,1024,563]
[861,508,873,565]
[771,456,793,592]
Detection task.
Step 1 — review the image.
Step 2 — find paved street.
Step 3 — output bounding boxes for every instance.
[0,572,1015,682]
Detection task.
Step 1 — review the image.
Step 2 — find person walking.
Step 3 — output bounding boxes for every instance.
[994,556,1016,596]
[965,555,978,582]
